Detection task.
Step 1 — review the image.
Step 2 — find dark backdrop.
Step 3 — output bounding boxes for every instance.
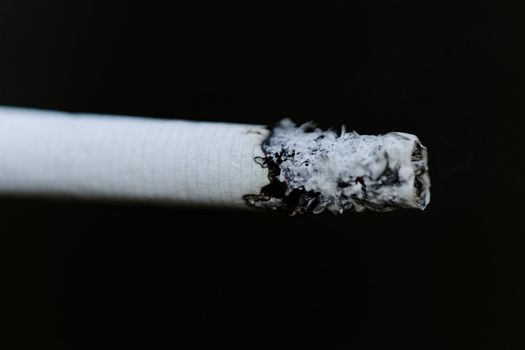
[1,1,524,349]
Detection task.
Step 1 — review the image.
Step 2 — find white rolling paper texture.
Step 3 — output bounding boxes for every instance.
[0,107,270,207]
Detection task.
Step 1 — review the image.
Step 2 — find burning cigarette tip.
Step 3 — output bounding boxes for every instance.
[244,119,430,215]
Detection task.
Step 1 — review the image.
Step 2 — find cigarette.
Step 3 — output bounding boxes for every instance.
[0,106,430,214]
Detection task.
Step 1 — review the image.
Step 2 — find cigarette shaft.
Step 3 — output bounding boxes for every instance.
[0,107,270,207]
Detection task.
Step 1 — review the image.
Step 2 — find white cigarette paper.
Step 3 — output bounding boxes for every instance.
[0,106,269,207]
[0,107,430,214]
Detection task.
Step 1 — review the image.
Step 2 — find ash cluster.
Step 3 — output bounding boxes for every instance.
[244,119,430,215]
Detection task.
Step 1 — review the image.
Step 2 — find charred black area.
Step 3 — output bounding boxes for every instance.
[412,141,424,161]
[286,188,321,215]
[243,129,324,214]
[258,156,286,198]
[337,180,351,188]
[411,141,429,207]
[243,152,323,215]
[414,177,423,198]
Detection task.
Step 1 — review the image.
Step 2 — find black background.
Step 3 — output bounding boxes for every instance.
[1,1,525,349]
